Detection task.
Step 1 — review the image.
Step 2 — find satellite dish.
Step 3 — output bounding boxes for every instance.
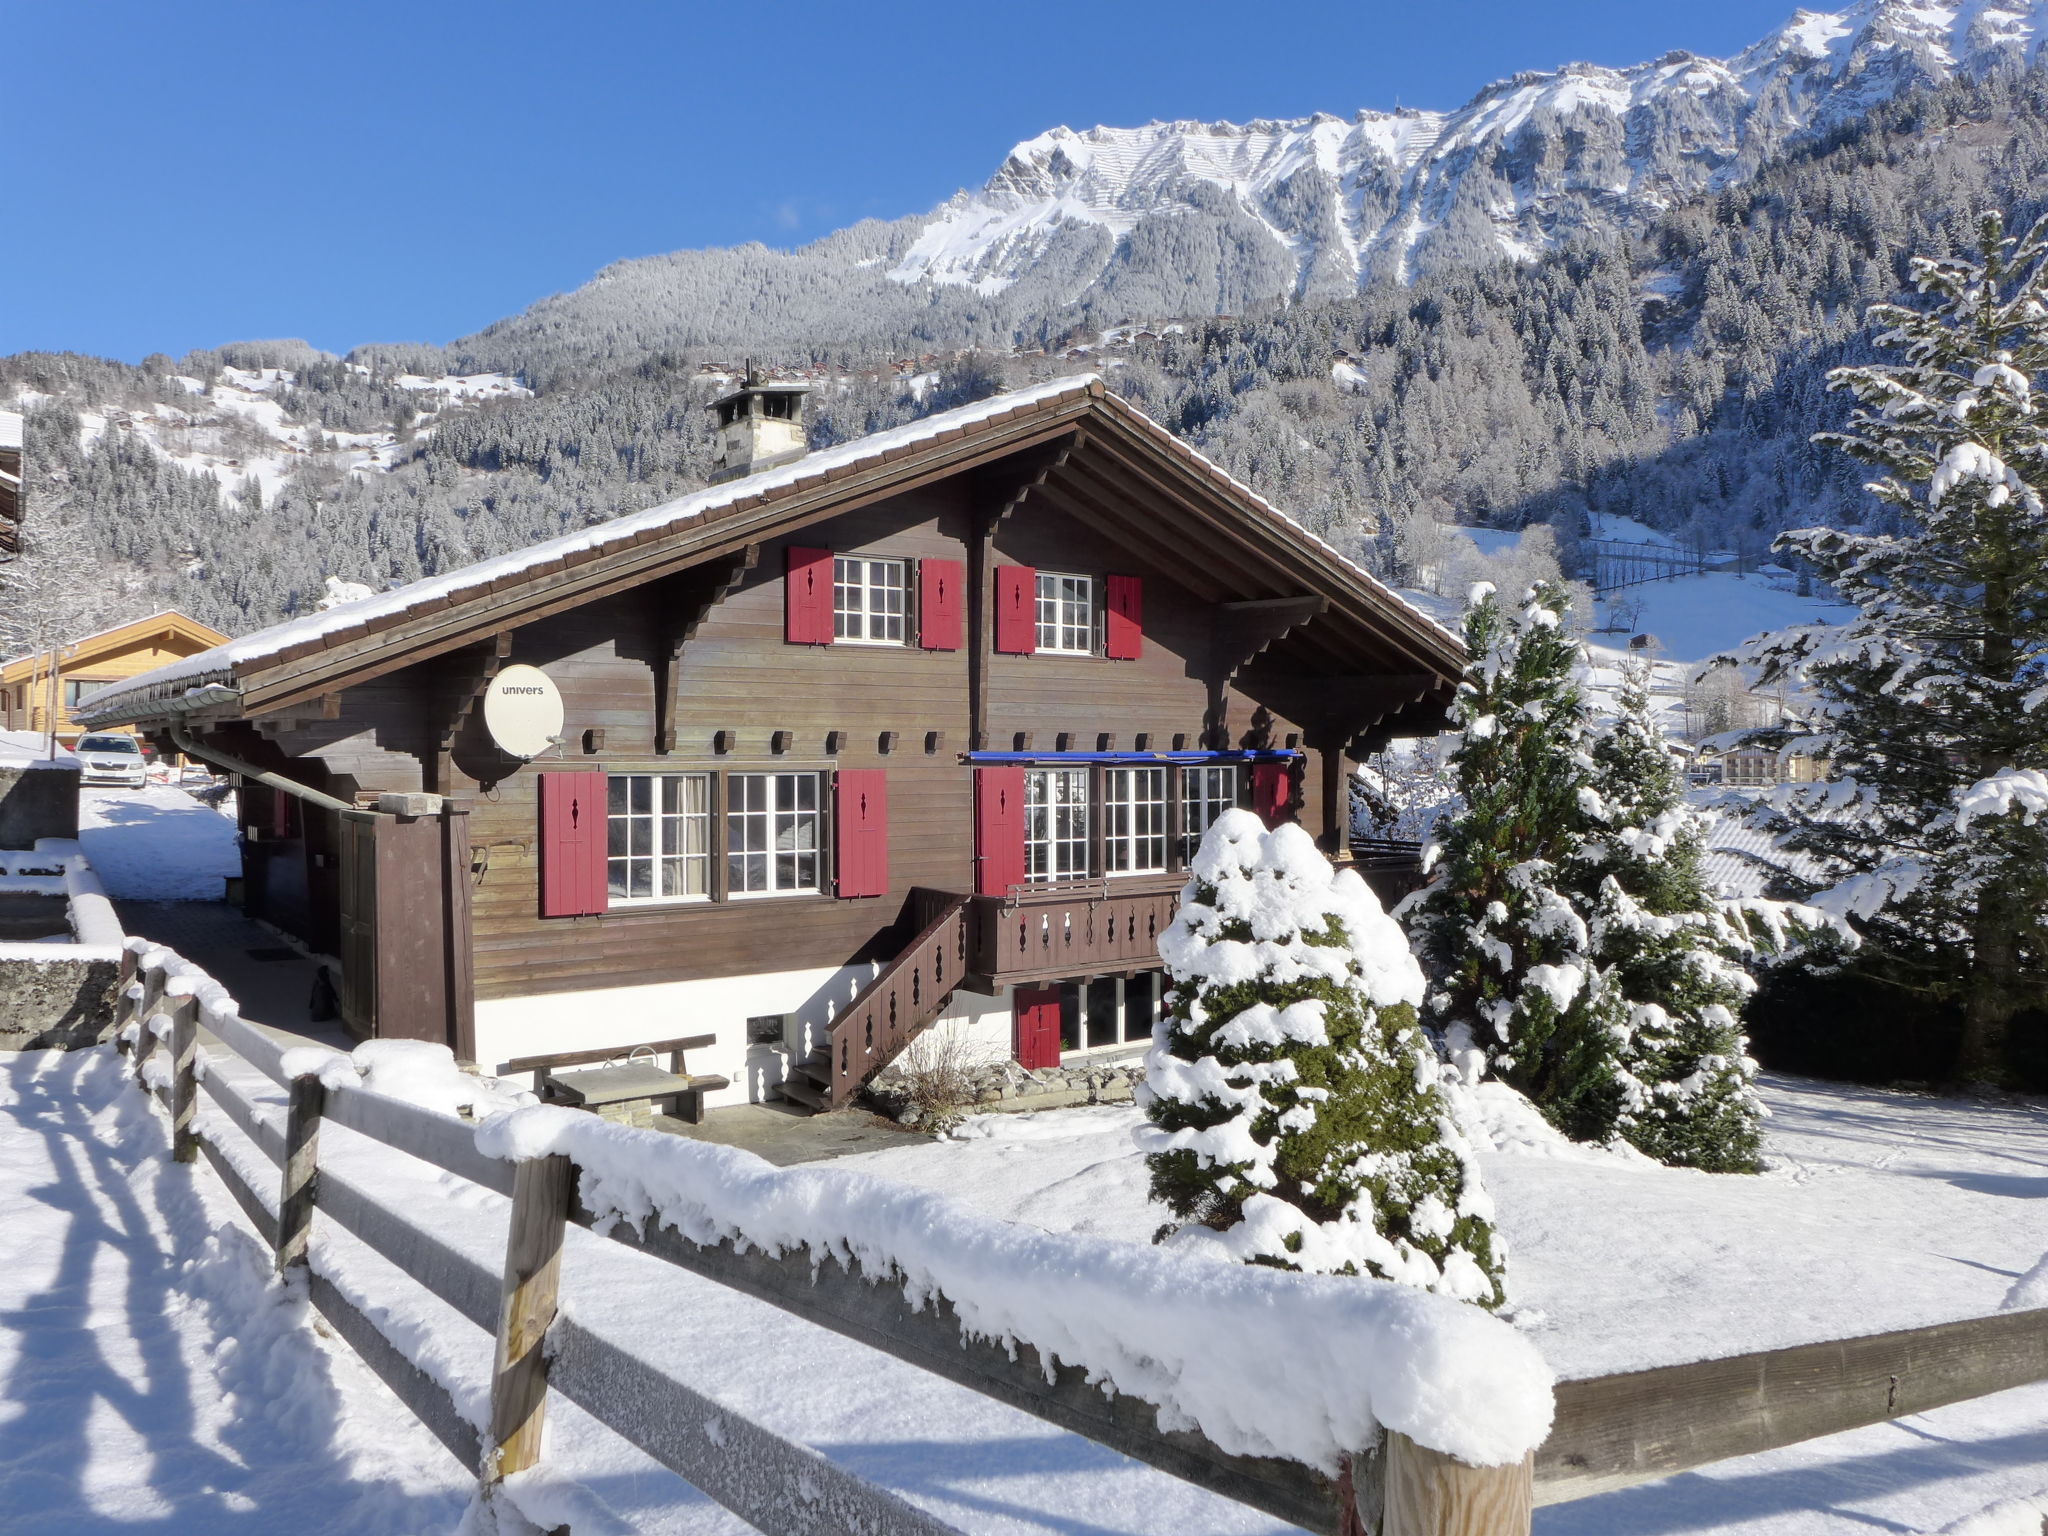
[481,665,564,760]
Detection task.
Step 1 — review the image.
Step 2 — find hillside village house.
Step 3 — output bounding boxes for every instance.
[77,377,1463,1110]
[2,610,230,744]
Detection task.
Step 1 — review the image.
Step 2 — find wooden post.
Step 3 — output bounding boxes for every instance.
[113,948,137,1054]
[1382,1432,1532,1536]
[168,996,200,1163]
[487,1153,574,1481]
[277,1072,327,1273]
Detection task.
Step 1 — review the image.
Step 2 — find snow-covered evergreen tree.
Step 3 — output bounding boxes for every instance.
[1142,809,1506,1309]
[1561,662,1768,1170]
[1729,212,2048,1085]
[1403,582,1599,1110]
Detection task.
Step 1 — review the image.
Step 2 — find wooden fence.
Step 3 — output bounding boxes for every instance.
[110,942,2048,1536]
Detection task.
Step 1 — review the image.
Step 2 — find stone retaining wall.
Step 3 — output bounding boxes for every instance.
[868,1056,1146,1130]
[0,764,79,850]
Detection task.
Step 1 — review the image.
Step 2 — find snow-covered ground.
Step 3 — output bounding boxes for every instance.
[77,786,238,903]
[0,1049,474,1533]
[834,1085,2048,1533]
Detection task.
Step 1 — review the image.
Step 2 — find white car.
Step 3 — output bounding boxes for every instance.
[75,733,148,788]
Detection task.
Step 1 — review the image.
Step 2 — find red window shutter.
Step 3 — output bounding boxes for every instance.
[994,565,1037,655]
[271,785,293,839]
[973,765,1026,896]
[833,769,888,898]
[1105,574,1143,660]
[1014,986,1062,1069]
[540,771,609,917]
[1251,761,1293,829]
[785,545,835,645]
[918,558,963,651]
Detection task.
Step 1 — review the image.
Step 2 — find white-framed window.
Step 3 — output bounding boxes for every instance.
[1035,572,1094,654]
[1104,766,1167,875]
[1179,763,1238,862]
[608,773,711,903]
[1058,973,1161,1054]
[1024,767,1090,882]
[726,771,821,896]
[834,556,907,644]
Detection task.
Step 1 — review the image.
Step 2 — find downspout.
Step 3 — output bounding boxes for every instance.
[168,718,362,817]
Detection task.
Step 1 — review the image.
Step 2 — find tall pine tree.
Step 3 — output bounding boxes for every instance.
[1142,810,1506,1309]
[1733,212,2048,1084]
[1560,661,1771,1170]
[1403,581,1598,1107]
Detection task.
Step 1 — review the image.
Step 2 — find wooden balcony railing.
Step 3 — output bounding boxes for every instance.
[820,892,970,1109]
[962,873,1186,987]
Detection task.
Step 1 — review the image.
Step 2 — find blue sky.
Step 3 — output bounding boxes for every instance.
[4,0,1809,362]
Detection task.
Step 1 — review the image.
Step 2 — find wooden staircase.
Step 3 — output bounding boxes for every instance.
[780,892,971,1112]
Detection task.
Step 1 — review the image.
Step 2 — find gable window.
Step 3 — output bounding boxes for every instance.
[727,771,821,895]
[1035,572,1095,655]
[1180,764,1238,862]
[834,556,907,645]
[1024,767,1089,882]
[607,773,711,903]
[1104,766,1167,875]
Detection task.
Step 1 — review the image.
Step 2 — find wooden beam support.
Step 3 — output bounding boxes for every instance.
[654,544,758,754]
[427,630,513,795]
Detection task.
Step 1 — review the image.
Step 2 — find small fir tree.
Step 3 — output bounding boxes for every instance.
[1560,661,1769,1170]
[1730,212,2048,1084]
[1403,581,1600,1107]
[1141,810,1506,1309]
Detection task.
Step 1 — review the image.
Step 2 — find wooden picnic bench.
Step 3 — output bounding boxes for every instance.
[501,1034,730,1125]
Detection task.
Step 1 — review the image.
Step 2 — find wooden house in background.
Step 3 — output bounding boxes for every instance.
[77,377,1462,1110]
[2,610,230,744]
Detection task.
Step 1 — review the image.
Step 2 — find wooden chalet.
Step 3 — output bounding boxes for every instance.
[76,376,1463,1112]
[2,610,231,743]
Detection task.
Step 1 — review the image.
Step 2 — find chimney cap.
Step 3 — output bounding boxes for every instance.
[708,358,811,414]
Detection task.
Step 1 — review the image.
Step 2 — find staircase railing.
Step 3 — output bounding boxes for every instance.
[820,892,970,1109]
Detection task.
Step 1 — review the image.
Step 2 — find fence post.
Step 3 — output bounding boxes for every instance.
[113,947,137,1055]
[1382,1432,1532,1536]
[486,1153,574,1483]
[168,996,200,1163]
[277,1072,326,1273]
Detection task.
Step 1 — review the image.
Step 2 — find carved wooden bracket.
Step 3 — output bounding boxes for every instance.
[655,544,759,753]
[1205,596,1328,750]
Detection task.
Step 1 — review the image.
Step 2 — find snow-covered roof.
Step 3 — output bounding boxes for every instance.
[1693,802,1828,900]
[0,412,20,452]
[78,377,1462,725]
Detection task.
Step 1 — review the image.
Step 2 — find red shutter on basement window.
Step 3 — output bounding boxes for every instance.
[973,765,1026,896]
[1105,574,1143,660]
[1013,986,1062,1070]
[540,771,609,917]
[918,558,962,651]
[833,769,888,898]
[785,545,835,645]
[270,785,293,839]
[1250,761,1293,829]
[994,565,1037,655]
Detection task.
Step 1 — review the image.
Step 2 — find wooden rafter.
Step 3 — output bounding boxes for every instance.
[653,545,758,754]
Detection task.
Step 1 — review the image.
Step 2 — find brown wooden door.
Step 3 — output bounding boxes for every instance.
[337,812,378,1036]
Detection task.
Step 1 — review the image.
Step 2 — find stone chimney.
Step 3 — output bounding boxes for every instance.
[707,363,811,484]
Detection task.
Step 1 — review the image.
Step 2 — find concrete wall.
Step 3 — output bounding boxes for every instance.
[0,765,79,850]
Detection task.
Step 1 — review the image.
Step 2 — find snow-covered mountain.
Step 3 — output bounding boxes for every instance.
[887,0,2048,301]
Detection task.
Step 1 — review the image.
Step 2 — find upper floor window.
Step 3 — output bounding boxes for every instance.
[1104,766,1167,875]
[1024,767,1089,882]
[1179,764,1239,862]
[727,771,821,895]
[1035,572,1094,654]
[608,773,711,903]
[834,556,907,645]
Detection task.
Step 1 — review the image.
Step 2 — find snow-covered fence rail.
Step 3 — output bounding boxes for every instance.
[109,939,1554,1536]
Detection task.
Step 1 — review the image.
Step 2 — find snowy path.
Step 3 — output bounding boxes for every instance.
[77,785,239,903]
[0,1050,472,1534]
